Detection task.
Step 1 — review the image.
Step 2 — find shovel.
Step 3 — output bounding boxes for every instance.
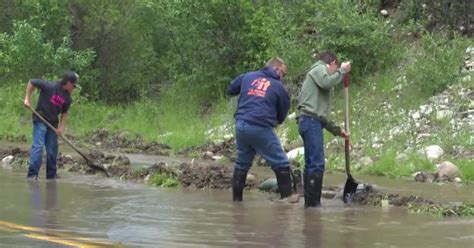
[26,105,109,177]
[342,74,358,203]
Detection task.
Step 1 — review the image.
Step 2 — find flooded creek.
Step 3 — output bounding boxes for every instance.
[1,167,473,247]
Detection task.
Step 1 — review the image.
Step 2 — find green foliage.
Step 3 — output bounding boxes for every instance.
[301,0,397,79]
[148,172,179,188]
[70,0,158,103]
[404,33,469,96]
[0,84,31,141]
[455,159,474,183]
[0,20,95,85]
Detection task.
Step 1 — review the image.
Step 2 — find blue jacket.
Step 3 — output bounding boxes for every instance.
[228,67,290,127]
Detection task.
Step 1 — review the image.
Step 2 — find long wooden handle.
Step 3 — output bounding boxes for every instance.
[27,106,90,164]
[343,75,351,177]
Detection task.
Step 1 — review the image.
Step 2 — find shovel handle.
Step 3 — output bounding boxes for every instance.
[343,74,351,176]
[343,73,350,88]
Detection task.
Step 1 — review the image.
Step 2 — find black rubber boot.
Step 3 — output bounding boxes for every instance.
[303,171,308,203]
[274,167,293,199]
[304,171,324,207]
[232,168,248,201]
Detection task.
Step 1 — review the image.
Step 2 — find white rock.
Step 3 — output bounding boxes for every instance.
[246,173,257,185]
[95,142,102,147]
[144,174,151,183]
[454,177,462,183]
[65,154,73,160]
[286,147,304,162]
[372,143,383,149]
[419,105,433,115]
[436,110,454,120]
[389,127,402,136]
[423,145,444,161]
[359,157,374,167]
[380,9,388,16]
[2,155,14,168]
[287,112,296,120]
[203,151,214,159]
[411,111,421,120]
[211,155,223,161]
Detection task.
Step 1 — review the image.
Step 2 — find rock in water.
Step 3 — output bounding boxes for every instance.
[414,171,436,183]
[287,147,304,162]
[1,155,14,169]
[258,178,278,192]
[435,161,460,182]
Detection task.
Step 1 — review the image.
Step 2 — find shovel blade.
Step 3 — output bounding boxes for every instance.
[343,176,358,204]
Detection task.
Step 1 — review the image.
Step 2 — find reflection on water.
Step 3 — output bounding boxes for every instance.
[28,180,58,229]
[1,169,473,247]
[302,210,323,248]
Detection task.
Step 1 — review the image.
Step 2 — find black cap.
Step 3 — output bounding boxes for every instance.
[62,71,80,88]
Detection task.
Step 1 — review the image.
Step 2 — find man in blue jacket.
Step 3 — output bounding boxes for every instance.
[228,57,294,202]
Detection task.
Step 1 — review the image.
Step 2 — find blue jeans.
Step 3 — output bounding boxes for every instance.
[298,115,325,173]
[27,121,58,179]
[234,119,289,171]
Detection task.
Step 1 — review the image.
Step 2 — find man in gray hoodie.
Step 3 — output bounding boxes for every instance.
[297,51,351,207]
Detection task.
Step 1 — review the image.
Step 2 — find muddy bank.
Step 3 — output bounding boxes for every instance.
[80,129,172,155]
[349,186,474,217]
[0,147,239,189]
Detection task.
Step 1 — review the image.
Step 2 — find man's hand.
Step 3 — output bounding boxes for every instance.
[341,130,352,151]
[341,62,351,73]
[56,126,64,136]
[23,98,31,108]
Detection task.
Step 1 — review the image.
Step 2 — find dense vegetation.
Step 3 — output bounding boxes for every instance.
[0,0,472,181]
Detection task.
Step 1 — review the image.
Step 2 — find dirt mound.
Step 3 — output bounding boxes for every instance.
[178,162,234,189]
[0,147,29,158]
[351,186,434,206]
[66,149,132,177]
[0,147,30,167]
[179,138,236,161]
[84,129,172,155]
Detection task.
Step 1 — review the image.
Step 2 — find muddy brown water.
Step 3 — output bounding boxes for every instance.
[1,170,474,247]
[1,142,474,247]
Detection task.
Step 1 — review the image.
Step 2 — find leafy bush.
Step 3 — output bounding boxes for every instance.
[0,20,95,86]
[301,0,397,80]
[405,33,469,96]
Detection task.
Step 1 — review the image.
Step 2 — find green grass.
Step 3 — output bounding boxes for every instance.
[361,150,435,178]
[456,159,474,183]
[148,172,179,188]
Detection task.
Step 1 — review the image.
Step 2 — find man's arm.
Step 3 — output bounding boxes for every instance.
[309,67,346,90]
[227,74,244,96]
[57,113,68,135]
[23,81,34,108]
